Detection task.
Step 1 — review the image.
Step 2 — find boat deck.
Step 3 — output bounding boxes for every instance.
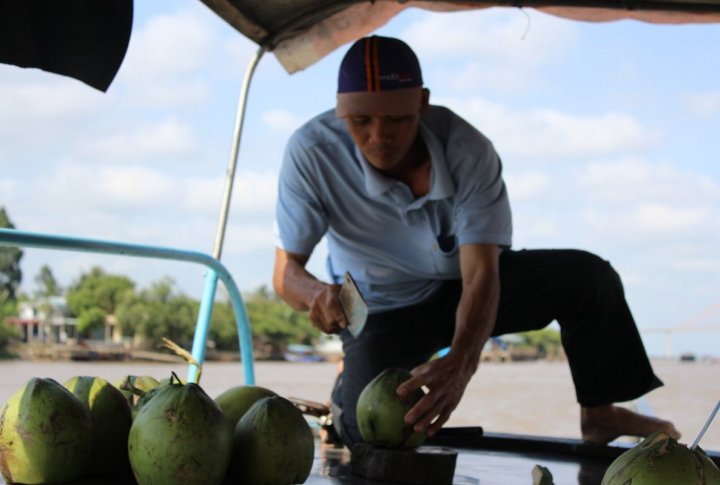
[2,429,719,484]
[311,441,614,484]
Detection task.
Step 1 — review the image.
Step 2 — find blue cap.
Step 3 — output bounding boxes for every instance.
[336,36,424,117]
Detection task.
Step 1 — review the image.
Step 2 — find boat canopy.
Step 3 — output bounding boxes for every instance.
[200,0,720,74]
[2,0,720,91]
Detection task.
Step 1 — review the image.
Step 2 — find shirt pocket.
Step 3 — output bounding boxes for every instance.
[431,234,460,276]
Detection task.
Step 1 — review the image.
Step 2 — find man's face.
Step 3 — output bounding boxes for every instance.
[345,114,421,172]
[343,89,429,174]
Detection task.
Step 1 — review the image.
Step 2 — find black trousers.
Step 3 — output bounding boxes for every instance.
[333,249,663,447]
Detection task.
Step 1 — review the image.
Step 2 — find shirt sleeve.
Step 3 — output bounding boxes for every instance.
[453,133,513,248]
[274,133,330,255]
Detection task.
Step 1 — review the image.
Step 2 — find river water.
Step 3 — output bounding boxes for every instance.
[1,358,718,451]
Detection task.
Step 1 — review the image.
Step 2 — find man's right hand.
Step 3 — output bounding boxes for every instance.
[273,248,349,335]
[308,284,348,334]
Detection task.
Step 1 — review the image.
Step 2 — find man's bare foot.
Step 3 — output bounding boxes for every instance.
[581,404,681,445]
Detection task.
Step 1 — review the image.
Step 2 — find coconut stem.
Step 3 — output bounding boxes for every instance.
[691,399,720,450]
[161,337,203,384]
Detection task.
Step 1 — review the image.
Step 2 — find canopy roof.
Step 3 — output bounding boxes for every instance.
[1,0,719,90]
[199,0,720,73]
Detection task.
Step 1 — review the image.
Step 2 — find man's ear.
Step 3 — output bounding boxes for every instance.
[420,88,430,115]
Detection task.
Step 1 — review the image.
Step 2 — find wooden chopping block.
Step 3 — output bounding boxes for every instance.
[351,443,458,485]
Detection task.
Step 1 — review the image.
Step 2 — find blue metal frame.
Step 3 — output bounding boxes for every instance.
[0,227,255,385]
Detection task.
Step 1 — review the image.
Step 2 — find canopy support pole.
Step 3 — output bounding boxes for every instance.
[189,45,267,384]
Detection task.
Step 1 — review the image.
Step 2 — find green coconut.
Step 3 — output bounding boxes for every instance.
[230,395,314,485]
[356,367,426,448]
[0,377,92,484]
[602,431,720,484]
[113,375,161,406]
[63,375,133,478]
[128,380,233,485]
[131,384,166,420]
[214,385,277,428]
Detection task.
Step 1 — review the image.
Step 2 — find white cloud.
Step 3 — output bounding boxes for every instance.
[672,256,720,273]
[231,171,279,214]
[79,118,199,161]
[401,9,577,94]
[437,96,660,160]
[0,179,16,197]
[94,166,176,207]
[223,223,276,254]
[681,90,720,118]
[504,171,550,200]
[0,75,106,120]
[117,7,219,106]
[571,159,719,255]
[130,11,215,75]
[262,109,305,134]
[579,159,719,205]
[403,9,577,66]
[0,70,111,155]
[633,203,708,232]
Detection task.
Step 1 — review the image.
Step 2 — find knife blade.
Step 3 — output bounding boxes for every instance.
[337,271,368,338]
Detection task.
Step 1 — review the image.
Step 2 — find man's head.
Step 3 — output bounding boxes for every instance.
[336,36,430,175]
[336,36,426,118]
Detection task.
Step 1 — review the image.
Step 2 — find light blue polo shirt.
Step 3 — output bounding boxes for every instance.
[275,105,512,312]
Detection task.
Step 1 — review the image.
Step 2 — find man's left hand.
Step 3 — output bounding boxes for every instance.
[396,352,476,437]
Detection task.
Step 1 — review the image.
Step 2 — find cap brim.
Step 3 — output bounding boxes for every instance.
[336,87,422,118]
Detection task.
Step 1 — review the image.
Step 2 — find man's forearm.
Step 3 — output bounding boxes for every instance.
[451,270,499,370]
[450,244,502,372]
[272,248,326,311]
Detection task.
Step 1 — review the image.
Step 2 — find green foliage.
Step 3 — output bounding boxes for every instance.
[66,267,134,316]
[206,287,319,352]
[208,300,240,350]
[244,287,319,349]
[0,321,18,356]
[0,299,19,355]
[0,207,23,304]
[516,328,563,359]
[0,298,17,320]
[5,255,317,354]
[76,307,107,333]
[518,328,562,347]
[34,265,62,297]
[115,278,197,349]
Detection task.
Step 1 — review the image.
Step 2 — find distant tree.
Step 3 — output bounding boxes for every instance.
[0,298,19,355]
[115,278,196,349]
[0,319,18,356]
[33,265,64,342]
[76,307,107,334]
[34,265,62,297]
[67,267,134,315]
[66,267,134,338]
[0,207,23,305]
[243,287,319,355]
[518,328,564,359]
[209,300,240,351]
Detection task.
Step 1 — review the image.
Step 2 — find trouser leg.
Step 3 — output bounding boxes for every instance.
[335,282,460,446]
[493,249,662,406]
[333,248,662,446]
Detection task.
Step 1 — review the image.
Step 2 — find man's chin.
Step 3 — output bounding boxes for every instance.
[365,155,398,171]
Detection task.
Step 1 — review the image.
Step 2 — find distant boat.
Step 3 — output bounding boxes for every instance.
[284,343,326,363]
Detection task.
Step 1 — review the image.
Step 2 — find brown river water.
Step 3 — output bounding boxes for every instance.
[0,358,718,451]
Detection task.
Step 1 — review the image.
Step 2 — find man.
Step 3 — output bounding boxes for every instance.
[273,35,679,448]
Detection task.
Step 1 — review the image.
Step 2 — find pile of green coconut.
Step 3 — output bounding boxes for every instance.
[0,371,314,485]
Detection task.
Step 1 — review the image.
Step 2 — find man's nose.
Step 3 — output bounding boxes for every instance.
[367,120,393,142]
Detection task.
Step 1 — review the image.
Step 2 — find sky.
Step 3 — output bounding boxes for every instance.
[1,1,719,358]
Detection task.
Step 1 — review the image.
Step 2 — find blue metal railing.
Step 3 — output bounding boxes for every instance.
[0,228,255,385]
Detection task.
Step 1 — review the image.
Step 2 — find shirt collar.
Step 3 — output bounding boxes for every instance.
[356,120,456,201]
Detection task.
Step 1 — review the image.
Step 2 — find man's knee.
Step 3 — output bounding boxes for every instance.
[572,250,622,294]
